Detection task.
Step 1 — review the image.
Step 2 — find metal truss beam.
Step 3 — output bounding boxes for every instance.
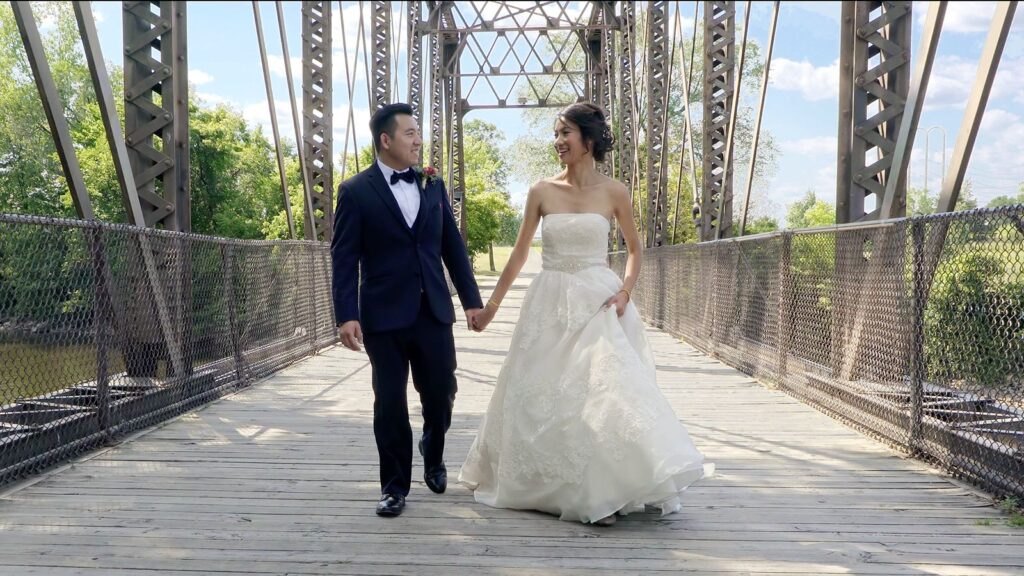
[123,0,189,231]
[701,1,735,241]
[302,1,333,241]
[407,0,424,146]
[617,2,637,224]
[372,1,392,110]
[937,1,1015,214]
[74,1,144,225]
[837,1,912,224]
[645,1,670,247]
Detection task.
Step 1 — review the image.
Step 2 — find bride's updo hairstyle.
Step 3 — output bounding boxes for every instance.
[558,102,615,163]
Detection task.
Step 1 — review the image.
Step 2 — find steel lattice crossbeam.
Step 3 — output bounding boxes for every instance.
[700,1,735,242]
[837,1,912,224]
[122,1,189,232]
[302,1,333,241]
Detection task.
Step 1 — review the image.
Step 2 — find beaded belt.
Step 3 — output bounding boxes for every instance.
[541,260,608,274]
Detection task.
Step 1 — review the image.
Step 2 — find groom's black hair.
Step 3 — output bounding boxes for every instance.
[370,103,415,152]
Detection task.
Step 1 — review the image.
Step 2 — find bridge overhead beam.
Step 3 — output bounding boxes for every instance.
[836,1,912,224]
[416,2,635,238]
[302,1,333,242]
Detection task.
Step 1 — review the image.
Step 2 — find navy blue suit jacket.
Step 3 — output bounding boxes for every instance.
[331,164,483,334]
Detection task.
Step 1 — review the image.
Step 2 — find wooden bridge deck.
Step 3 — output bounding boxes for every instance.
[1,251,1021,575]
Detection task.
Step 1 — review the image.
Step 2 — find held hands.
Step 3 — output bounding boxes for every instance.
[465,308,483,332]
[338,320,363,352]
[603,288,631,317]
[472,304,497,332]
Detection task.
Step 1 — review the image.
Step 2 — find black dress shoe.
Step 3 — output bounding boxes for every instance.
[376,493,405,517]
[419,438,447,494]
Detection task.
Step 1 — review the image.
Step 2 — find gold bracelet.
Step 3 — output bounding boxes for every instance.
[619,288,631,300]
[487,298,501,309]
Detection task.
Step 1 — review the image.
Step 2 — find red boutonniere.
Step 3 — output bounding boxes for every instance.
[416,165,440,186]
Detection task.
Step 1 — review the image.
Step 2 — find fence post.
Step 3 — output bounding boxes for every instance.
[909,220,925,453]
[221,243,246,387]
[776,232,793,382]
[90,225,112,441]
[309,244,318,354]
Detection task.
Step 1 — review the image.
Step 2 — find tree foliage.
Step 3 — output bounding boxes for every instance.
[785,191,835,229]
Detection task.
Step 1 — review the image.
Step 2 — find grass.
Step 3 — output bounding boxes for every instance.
[473,245,517,277]
[995,496,1024,529]
[472,243,544,276]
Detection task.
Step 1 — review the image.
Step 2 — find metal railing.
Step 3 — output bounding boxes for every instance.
[5,206,1022,500]
[614,205,1024,500]
[0,214,337,488]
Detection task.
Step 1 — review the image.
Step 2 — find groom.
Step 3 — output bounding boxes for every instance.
[331,103,483,517]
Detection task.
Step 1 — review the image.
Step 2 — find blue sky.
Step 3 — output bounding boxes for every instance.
[88,1,1024,222]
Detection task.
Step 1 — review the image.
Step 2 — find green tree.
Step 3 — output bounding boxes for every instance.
[986,183,1024,208]
[907,181,979,216]
[0,2,107,218]
[785,191,835,229]
[744,215,779,235]
[190,104,286,239]
[462,120,515,263]
[496,206,523,246]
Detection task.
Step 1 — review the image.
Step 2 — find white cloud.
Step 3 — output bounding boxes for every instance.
[332,3,367,46]
[781,136,838,157]
[267,55,303,79]
[940,1,998,34]
[769,58,839,102]
[923,56,976,110]
[333,105,374,148]
[788,1,841,23]
[243,99,300,144]
[992,57,1024,104]
[195,92,230,107]
[92,8,105,24]
[189,69,214,86]
[923,55,1024,111]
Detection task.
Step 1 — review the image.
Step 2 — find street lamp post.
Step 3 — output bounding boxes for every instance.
[913,125,946,196]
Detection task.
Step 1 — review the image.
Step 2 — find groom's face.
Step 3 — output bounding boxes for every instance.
[380,113,422,169]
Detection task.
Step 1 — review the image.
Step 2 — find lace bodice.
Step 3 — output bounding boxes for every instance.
[541,213,610,273]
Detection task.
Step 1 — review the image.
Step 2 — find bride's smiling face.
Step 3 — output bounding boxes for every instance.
[553,117,591,165]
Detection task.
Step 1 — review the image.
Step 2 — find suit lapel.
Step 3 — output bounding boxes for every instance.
[367,165,413,234]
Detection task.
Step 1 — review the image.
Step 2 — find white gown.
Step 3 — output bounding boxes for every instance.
[459,213,712,524]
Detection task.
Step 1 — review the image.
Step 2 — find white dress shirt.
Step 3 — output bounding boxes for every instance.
[377,159,420,228]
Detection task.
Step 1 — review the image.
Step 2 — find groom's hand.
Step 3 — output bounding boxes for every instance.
[338,320,363,352]
[464,308,482,331]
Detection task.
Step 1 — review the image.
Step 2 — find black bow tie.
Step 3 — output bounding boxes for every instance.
[390,169,416,185]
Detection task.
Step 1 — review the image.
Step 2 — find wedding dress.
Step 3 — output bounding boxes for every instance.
[459,212,712,523]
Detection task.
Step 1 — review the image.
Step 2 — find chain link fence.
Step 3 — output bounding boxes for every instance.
[0,214,337,488]
[613,205,1024,500]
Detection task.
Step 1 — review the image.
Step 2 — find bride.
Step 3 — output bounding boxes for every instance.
[460,102,711,526]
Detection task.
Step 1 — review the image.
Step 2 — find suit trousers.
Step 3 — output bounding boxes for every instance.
[362,293,457,496]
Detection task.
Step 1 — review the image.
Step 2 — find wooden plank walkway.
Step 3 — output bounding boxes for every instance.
[1,250,1021,575]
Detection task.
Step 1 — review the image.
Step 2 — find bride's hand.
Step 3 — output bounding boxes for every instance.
[473,305,497,332]
[604,290,630,317]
